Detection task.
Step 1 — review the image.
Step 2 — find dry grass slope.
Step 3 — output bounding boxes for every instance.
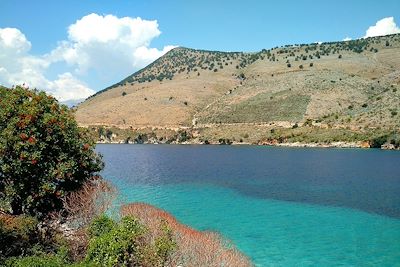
[76,34,400,145]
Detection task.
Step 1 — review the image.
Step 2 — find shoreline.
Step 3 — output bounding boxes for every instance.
[96,140,399,150]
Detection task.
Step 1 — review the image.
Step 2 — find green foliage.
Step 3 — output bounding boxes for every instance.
[2,214,177,267]
[85,216,146,267]
[85,215,176,267]
[4,246,98,267]
[5,254,66,267]
[0,215,38,259]
[153,220,176,265]
[88,214,116,238]
[0,86,104,216]
[370,135,389,148]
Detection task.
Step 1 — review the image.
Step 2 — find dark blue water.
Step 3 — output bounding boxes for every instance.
[97,144,400,266]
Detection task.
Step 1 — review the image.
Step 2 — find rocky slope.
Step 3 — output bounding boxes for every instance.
[76,34,400,147]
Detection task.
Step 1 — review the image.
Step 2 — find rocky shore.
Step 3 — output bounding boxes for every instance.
[96,138,399,150]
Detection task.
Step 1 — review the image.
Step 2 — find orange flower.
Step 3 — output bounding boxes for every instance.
[20,133,28,140]
[28,136,36,144]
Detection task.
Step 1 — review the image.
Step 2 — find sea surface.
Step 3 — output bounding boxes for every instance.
[97,144,400,266]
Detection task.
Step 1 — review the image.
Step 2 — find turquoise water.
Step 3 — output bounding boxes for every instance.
[97,144,400,266]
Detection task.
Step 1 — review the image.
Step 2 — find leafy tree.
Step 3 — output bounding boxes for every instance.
[0,86,103,217]
[370,135,388,148]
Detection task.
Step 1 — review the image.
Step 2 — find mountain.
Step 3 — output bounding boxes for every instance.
[76,34,400,147]
[61,98,85,108]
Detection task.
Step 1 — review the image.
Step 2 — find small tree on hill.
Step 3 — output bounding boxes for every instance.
[0,86,103,217]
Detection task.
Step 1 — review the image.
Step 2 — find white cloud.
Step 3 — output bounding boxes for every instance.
[364,17,400,38]
[342,37,352,41]
[133,45,177,68]
[0,13,176,101]
[51,13,176,77]
[0,27,31,54]
[0,28,94,101]
[49,72,94,101]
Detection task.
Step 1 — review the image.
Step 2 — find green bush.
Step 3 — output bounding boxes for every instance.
[0,86,103,217]
[88,214,116,238]
[5,254,66,267]
[85,216,146,266]
[154,221,176,264]
[0,215,39,259]
[370,135,388,148]
[85,215,176,267]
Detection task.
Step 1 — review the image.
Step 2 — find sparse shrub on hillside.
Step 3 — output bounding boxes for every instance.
[287,63,291,68]
[304,119,313,126]
[218,138,232,145]
[105,129,113,140]
[122,92,127,96]
[338,54,342,59]
[299,65,304,69]
[238,73,246,80]
[0,86,103,217]
[309,62,313,67]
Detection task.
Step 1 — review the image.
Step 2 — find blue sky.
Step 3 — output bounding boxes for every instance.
[0,0,399,101]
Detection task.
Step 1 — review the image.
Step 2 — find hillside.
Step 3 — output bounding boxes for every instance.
[76,34,400,147]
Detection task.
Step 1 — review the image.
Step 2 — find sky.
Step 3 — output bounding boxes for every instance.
[0,0,400,101]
